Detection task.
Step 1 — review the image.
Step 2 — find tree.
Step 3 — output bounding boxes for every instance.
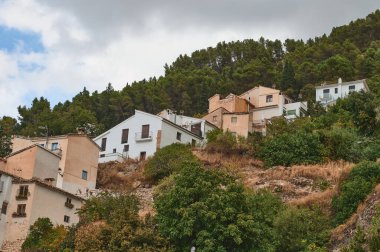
[155,163,282,252]
[280,60,297,91]
[0,126,12,158]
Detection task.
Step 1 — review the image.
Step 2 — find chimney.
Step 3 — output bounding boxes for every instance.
[338,78,342,84]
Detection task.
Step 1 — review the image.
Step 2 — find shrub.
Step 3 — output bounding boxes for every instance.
[143,143,198,183]
[22,218,67,252]
[259,132,324,167]
[205,130,238,155]
[273,207,331,252]
[332,161,380,225]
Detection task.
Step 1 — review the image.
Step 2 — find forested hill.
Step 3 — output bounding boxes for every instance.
[2,9,380,137]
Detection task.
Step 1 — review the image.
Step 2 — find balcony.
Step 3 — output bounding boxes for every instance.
[135,131,153,142]
[65,202,74,209]
[12,212,26,218]
[15,195,28,201]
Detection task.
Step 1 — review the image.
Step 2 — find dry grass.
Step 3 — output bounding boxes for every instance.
[289,189,335,216]
[97,159,145,191]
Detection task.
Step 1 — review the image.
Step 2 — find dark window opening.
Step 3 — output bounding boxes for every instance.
[121,129,129,144]
[141,125,150,138]
[123,145,129,152]
[176,132,182,141]
[82,170,88,180]
[140,152,146,161]
[64,215,70,223]
[1,201,8,215]
[101,138,107,151]
[113,148,116,153]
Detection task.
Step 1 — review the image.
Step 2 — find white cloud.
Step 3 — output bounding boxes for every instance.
[0,0,379,117]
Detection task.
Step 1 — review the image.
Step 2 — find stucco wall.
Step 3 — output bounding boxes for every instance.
[202,107,225,129]
[29,185,82,226]
[4,148,37,179]
[33,148,60,186]
[222,114,251,137]
[0,175,14,247]
[316,81,367,105]
[208,94,247,113]
[160,121,201,148]
[252,106,281,121]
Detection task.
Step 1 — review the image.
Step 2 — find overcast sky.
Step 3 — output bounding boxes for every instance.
[0,0,379,117]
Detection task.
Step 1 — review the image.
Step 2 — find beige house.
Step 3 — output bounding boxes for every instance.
[0,170,84,251]
[11,134,100,195]
[203,85,307,136]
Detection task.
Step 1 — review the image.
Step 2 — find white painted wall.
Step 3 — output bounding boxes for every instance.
[0,174,13,247]
[284,101,308,119]
[160,121,201,148]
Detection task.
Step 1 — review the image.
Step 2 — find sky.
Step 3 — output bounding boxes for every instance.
[0,0,379,117]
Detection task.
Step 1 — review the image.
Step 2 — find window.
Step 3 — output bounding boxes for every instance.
[140,152,146,161]
[65,198,73,209]
[64,215,70,223]
[113,148,116,153]
[212,116,217,122]
[323,89,330,94]
[51,142,58,150]
[121,129,129,144]
[287,110,297,116]
[16,185,28,200]
[176,132,182,141]
[141,125,150,138]
[266,95,273,103]
[349,85,355,91]
[192,139,196,147]
[82,170,88,180]
[123,145,129,152]
[40,144,45,148]
[101,138,107,151]
[100,154,105,158]
[231,117,237,123]
[335,88,338,94]
[13,204,26,217]
[1,201,8,214]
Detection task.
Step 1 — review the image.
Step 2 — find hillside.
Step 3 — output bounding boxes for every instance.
[1,10,380,137]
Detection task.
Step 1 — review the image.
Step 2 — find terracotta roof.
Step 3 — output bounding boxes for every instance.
[0,170,85,201]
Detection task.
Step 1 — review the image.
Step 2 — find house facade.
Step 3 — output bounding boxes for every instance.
[315,78,369,107]
[93,110,214,163]
[11,134,100,195]
[203,86,307,137]
[0,171,84,251]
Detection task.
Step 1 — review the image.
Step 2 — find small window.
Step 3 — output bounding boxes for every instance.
[141,125,150,139]
[64,215,70,223]
[287,110,297,116]
[266,95,273,103]
[100,154,105,158]
[16,204,26,216]
[101,138,107,152]
[121,129,129,144]
[51,142,58,150]
[1,201,8,215]
[231,117,237,123]
[140,152,146,161]
[66,198,71,204]
[82,170,88,180]
[176,132,182,141]
[335,88,338,94]
[323,89,330,94]
[18,185,28,198]
[349,85,355,91]
[212,116,217,122]
[113,148,116,153]
[123,145,129,152]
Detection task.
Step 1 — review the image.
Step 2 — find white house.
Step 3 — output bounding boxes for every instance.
[316,78,369,107]
[93,110,216,163]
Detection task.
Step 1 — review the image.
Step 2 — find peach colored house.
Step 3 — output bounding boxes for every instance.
[0,170,84,251]
[11,134,100,195]
[203,85,307,136]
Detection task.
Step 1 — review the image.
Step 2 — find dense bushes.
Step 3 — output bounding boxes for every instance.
[332,161,380,225]
[143,143,198,183]
[273,207,331,252]
[259,132,324,167]
[22,218,67,252]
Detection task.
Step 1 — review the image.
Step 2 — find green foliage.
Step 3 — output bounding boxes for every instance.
[273,207,331,252]
[0,126,12,158]
[22,218,67,252]
[332,162,380,225]
[155,163,282,251]
[259,132,324,167]
[144,143,198,183]
[205,130,239,155]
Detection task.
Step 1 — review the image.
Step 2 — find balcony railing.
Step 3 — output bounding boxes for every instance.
[16,195,28,201]
[65,202,74,209]
[135,131,153,142]
[12,212,26,218]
